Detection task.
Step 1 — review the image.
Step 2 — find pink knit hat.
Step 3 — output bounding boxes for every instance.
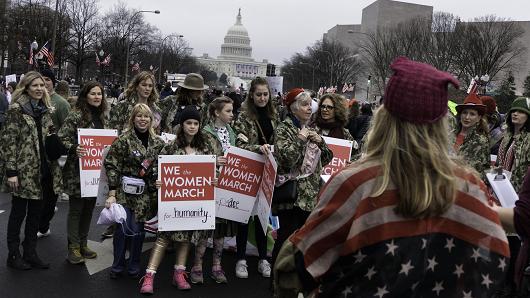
[384,57,460,124]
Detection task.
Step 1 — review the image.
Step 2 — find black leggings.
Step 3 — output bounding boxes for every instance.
[236,216,267,260]
[271,207,310,267]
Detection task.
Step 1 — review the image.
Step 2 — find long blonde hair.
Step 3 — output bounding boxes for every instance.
[11,71,51,108]
[363,106,457,218]
[126,103,156,137]
[124,71,159,105]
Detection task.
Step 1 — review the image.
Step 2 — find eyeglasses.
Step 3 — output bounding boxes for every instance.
[255,92,269,97]
[320,104,335,111]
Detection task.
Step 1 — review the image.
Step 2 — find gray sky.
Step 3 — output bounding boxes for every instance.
[99,0,530,65]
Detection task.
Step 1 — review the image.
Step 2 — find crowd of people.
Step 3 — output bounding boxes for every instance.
[1,57,530,297]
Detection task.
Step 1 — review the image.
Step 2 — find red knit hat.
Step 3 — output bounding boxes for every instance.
[384,57,459,124]
[456,93,486,115]
[284,88,305,107]
[480,96,497,115]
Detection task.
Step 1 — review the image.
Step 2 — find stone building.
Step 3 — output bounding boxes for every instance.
[197,9,277,81]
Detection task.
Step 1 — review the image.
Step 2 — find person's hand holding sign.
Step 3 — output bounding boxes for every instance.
[76,144,87,158]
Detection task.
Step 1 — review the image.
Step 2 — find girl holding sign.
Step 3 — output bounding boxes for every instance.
[104,103,165,279]
[194,96,239,284]
[140,106,220,293]
[233,77,279,279]
[58,81,108,264]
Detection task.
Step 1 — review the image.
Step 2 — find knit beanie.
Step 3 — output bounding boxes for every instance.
[384,57,459,124]
[284,88,304,107]
[510,97,530,116]
[179,105,201,125]
[40,68,56,86]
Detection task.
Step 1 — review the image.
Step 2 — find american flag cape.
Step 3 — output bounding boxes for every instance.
[37,41,54,67]
[290,161,510,297]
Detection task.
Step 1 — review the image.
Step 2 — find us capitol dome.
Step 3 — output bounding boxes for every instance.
[198,9,278,82]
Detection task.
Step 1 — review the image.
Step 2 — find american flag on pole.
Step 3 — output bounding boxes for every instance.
[37,41,54,67]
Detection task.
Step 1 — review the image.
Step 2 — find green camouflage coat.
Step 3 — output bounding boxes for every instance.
[157,134,219,242]
[1,95,62,199]
[108,95,162,134]
[58,109,109,198]
[160,95,208,134]
[498,130,530,192]
[104,129,165,222]
[454,126,491,179]
[274,117,333,212]
[233,110,280,154]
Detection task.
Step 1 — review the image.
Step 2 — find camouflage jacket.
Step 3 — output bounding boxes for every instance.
[108,95,162,134]
[274,116,333,212]
[454,126,491,179]
[233,110,280,154]
[1,95,62,199]
[58,109,109,198]
[104,129,165,222]
[498,130,530,192]
[160,95,208,134]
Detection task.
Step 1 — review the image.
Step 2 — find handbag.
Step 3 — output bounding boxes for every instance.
[273,179,298,205]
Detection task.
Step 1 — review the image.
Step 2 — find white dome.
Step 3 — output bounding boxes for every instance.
[219,9,253,62]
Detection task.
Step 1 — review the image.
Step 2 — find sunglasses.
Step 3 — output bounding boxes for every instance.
[255,92,269,97]
[320,104,335,110]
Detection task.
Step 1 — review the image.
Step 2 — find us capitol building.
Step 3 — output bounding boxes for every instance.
[197,9,277,80]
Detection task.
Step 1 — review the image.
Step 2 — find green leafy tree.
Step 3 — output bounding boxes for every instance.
[523,73,530,97]
[494,71,517,113]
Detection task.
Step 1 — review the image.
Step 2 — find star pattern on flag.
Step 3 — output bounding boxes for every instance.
[354,250,366,263]
[365,266,377,280]
[399,260,414,276]
[463,290,473,298]
[385,240,398,256]
[374,286,389,298]
[421,238,427,250]
[341,286,352,298]
[444,238,455,253]
[454,264,464,278]
[432,281,444,296]
[481,274,493,289]
[427,256,438,272]
[498,258,507,271]
[471,248,482,262]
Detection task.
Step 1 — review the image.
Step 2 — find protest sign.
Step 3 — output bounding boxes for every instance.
[158,155,217,231]
[321,136,353,176]
[256,151,277,234]
[215,147,265,223]
[78,129,118,197]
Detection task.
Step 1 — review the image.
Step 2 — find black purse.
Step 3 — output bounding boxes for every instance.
[272,180,298,205]
[45,133,67,161]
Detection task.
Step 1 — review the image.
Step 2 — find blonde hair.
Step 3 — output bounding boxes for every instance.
[126,103,156,137]
[11,71,51,108]
[125,71,159,105]
[363,106,457,218]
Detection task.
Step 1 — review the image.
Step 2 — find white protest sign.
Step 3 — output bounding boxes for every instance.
[96,146,111,206]
[215,147,265,223]
[5,74,16,87]
[256,152,277,234]
[158,155,217,231]
[78,129,118,197]
[486,170,518,208]
[321,136,353,177]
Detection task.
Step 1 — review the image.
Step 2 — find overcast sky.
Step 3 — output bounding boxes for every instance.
[99,0,530,65]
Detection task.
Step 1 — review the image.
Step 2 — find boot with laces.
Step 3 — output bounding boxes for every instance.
[139,271,155,295]
[172,268,191,290]
[67,248,85,264]
[80,246,97,259]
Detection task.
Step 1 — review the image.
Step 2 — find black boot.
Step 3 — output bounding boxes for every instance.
[23,251,50,269]
[7,252,31,270]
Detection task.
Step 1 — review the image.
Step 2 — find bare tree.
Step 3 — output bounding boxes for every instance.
[64,0,99,82]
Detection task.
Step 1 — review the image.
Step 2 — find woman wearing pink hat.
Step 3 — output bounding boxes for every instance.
[453,93,491,178]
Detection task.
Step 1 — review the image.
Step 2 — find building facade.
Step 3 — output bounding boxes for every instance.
[197,9,277,80]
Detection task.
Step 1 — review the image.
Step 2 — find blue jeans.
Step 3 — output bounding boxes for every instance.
[111,207,145,275]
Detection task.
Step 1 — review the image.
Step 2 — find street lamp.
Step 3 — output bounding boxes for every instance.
[367,75,371,101]
[124,10,160,87]
[159,34,183,83]
[320,49,333,87]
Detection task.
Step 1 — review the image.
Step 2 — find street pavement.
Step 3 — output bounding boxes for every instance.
[0,192,272,298]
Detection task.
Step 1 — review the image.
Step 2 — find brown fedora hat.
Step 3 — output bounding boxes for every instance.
[178,73,209,90]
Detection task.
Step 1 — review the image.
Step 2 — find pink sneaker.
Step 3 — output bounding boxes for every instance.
[139,272,154,295]
[172,269,191,290]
